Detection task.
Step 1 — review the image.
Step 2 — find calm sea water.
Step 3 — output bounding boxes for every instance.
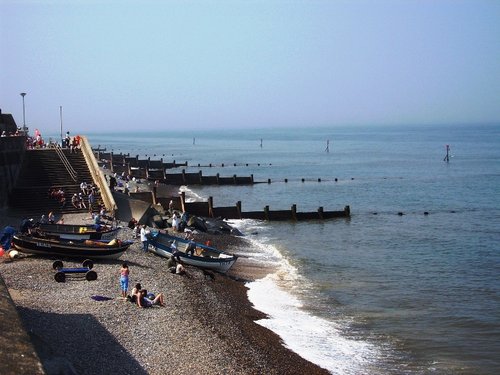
[85,124,500,374]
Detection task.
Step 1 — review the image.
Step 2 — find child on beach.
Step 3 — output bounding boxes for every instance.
[119,263,130,298]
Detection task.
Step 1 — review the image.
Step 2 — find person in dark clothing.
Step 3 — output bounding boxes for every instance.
[20,218,34,234]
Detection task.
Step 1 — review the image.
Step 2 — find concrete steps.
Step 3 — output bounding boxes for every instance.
[8,149,103,217]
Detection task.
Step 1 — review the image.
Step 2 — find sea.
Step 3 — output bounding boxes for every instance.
[82,124,499,375]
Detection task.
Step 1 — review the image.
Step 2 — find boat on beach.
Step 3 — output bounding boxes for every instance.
[36,223,121,241]
[147,231,237,273]
[12,234,132,260]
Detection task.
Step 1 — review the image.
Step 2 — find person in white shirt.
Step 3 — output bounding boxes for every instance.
[140,225,150,253]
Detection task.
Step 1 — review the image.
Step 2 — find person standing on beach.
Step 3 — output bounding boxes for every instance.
[119,263,130,298]
[88,190,95,213]
[140,225,150,253]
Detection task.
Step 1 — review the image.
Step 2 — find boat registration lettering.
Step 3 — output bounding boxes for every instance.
[36,242,52,248]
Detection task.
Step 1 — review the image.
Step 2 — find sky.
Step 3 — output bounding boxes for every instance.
[1,0,499,134]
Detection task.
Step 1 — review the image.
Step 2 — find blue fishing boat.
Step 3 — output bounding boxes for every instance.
[147,231,237,273]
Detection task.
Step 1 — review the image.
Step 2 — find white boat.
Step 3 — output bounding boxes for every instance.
[147,231,237,273]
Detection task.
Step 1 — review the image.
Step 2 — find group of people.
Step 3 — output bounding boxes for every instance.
[1,129,21,137]
[19,211,58,234]
[71,192,87,210]
[53,181,97,211]
[64,131,81,153]
[48,187,67,208]
[171,211,189,232]
[107,172,142,195]
[119,263,165,308]
[39,211,56,225]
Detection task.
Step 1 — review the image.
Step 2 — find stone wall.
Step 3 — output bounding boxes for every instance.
[0,136,26,208]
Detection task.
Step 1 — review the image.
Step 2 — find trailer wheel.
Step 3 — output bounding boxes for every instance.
[52,260,64,270]
[54,271,66,283]
[85,270,97,281]
[82,259,94,270]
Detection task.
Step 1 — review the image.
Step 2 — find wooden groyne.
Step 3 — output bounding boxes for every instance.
[94,151,256,185]
[94,151,188,180]
[163,170,254,185]
[153,192,350,221]
[96,150,351,221]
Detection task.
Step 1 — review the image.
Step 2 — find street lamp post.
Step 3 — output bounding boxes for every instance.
[60,106,63,146]
[20,92,27,133]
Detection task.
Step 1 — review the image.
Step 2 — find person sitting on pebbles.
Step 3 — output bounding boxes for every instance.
[129,283,142,303]
[137,289,165,308]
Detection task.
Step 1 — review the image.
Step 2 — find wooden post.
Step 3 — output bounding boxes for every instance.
[318,206,324,219]
[216,173,220,185]
[152,186,157,205]
[291,204,297,221]
[110,152,114,172]
[344,205,350,217]
[182,169,186,184]
[443,144,450,162]
[199,170,203,184]
[236,201,242,219]
[251,174,254,183]
[264,205,269,221]
[268,178,271,184]
[233,174,237,184]
[181,191,186,212]
[208,196,214,217]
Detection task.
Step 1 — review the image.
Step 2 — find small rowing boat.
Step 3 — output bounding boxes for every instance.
[12,234,132,260]
[147,231,237,273]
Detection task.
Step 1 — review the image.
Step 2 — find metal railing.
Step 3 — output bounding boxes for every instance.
[54,144,78,182]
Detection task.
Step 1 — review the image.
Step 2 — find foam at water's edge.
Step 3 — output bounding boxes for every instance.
[247,277,381,375]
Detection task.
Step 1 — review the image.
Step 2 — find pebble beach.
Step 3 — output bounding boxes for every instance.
[0,212,329,375]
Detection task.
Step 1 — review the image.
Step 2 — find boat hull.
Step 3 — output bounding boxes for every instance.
[147,232,237,273]
[13,235,132,260]
[37,223,121,240]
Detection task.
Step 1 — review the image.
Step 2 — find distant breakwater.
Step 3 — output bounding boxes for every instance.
[95,151,351,221]
[94,150,346,186]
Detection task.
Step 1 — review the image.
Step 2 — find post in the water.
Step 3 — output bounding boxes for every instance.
[443,144,450,162]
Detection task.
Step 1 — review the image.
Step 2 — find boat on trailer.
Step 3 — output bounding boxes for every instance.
[12,234,132,260]
[147,231,237,273]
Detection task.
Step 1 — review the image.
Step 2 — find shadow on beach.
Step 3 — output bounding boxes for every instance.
[18,307,147,375]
